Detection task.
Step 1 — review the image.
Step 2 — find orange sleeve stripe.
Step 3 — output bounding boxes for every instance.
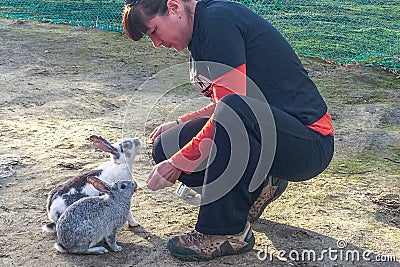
[170,115,215,174]
[171,64,247,174]
[213,64,246,101]
[307,112,334,136]
[178,103,216,123]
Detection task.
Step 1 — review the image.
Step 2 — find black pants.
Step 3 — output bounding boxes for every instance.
[153,94,334,235]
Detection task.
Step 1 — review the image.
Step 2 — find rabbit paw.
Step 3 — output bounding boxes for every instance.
[128,219,140,228]
[113,245,122,252]
[127,212,140,228]
[105,237,122,252]
[87,246,109,254]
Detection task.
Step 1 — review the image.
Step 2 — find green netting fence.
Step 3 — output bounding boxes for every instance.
[1,0,399,74]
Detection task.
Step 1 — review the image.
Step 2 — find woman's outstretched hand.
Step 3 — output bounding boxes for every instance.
[146,160,182,191]
[149,120,179,143]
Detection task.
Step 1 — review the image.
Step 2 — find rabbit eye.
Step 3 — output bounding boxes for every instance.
[123,141,133,149]
[121,184,126,189]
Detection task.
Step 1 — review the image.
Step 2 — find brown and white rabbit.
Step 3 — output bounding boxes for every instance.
[43,135,141,232]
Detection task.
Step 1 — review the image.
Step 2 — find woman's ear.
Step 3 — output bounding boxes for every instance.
[166,0,183,16]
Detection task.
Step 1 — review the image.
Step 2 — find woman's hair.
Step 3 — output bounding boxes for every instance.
[122,0,193,41]
[122,0,168,41]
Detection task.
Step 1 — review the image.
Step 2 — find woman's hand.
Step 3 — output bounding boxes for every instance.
[149,120,179,143]
[146,160,182,191]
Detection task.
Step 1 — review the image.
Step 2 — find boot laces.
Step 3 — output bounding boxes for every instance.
[185,230,206,245]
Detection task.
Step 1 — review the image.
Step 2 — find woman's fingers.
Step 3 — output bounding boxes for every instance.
[150,121,179,141]
[146,160,181,191]
[149,126,161,141]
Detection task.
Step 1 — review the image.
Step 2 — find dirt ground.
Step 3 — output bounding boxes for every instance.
[0,18,399,267]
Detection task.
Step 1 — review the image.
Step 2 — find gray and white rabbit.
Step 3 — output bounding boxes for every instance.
[54,176,135,254]
[43,135,141,232]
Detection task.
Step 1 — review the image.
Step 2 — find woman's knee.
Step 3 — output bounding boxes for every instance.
[214,94,249,122]
[218,94,243,110]
[152,118,209,163]
[152,135,167,163]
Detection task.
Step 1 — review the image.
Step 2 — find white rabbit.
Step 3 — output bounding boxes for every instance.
[54,176,135,254]
[43,135,141,232]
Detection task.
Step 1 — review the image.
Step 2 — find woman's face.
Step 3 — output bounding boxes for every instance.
[145,0,194,51]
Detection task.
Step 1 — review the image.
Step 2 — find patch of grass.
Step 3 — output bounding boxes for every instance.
[321,87,397,104]
[326,149,399,181]
[313,65,400,105]
[166,83,193,95]
[378,124,399,131]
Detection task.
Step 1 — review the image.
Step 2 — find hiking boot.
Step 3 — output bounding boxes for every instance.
[167,222,255,261]
[248,175,288,222]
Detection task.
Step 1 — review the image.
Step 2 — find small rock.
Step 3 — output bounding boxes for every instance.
[364,190,372,196]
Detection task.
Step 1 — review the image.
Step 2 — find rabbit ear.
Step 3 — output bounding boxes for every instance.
[89,135,119,158]
[87,176,111,193]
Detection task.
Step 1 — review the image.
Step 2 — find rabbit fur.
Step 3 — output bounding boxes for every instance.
[43,135,141,232]
[54,176,136,254]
